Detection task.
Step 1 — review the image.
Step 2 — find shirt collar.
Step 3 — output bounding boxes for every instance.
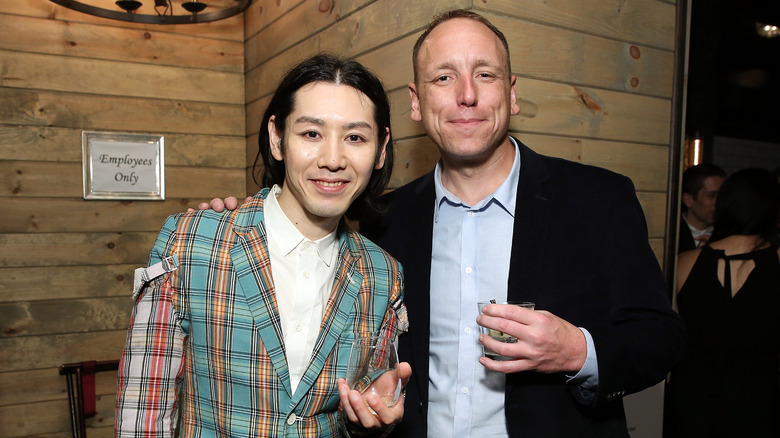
[682,214,713,237]
[433,137,521,221]
[264,185,338,266]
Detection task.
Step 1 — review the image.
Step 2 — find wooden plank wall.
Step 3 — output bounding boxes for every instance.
[244,0,677,263]
[0,0,246,436]
[0,0,678,436]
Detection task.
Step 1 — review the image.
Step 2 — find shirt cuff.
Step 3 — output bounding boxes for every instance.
[565,327,599,395]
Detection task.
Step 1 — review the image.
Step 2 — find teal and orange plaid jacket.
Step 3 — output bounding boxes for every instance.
[116,189,405,437]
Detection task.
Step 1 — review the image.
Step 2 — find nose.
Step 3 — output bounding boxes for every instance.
[457,76,477,107]
[318,137,347,171]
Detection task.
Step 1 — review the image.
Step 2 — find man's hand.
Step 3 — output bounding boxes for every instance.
[477,304,586,374]
[187,196,250,212]
[337,362,411,435]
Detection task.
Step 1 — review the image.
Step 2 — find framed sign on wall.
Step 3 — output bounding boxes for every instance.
[82,131,165,200]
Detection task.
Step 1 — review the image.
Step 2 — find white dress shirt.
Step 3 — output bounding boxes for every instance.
[264,185,338,394]
[682,214,713,247]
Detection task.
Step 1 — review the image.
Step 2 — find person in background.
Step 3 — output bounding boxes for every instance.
[679,164,727,253]
[116,54,409,438]
[203,10,686,437]
[667,168,780,438]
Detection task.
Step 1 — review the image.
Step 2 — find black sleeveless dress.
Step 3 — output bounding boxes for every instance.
[666,245,780,438]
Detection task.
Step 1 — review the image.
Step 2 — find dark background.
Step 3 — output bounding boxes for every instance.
[686,0,780,145]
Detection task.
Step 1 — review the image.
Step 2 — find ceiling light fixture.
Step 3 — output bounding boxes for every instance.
[756,23,779,39]
[49,0,251,24]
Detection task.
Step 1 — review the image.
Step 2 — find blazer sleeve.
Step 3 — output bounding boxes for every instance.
[585,177,686,407]
[116,216,187,437]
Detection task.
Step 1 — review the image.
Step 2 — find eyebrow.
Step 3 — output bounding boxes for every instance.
[294,116,373,131]
[430,59,504,75]
[294,116,325,126]
[343,121,373,130]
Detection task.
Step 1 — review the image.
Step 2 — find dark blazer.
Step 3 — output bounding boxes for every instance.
[677,218,697,253]
[361,141,686,438]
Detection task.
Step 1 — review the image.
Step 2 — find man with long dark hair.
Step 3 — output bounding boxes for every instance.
[116,54,409,437]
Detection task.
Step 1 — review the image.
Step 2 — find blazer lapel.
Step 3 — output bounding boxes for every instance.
[507,141,554,308]
[401,174,435,408]
[229,193,293,396]
[293,233,363,401]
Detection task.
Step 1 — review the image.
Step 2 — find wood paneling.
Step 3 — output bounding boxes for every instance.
[518,133,669,192]
[244,0,371,69]
[0,14,244,72]
[0,126,245,168]
[0,367,117,406]
[0,50,244,104]
[355,33,417,90]
[0,389,117,437]
[388,136,441,189]
[478,0,676,50]
[491,14,674,98]
[0,232,156,268]
[0,0,680,436]
[1,162,245,199]
[244,0,302,40]
[0,297,132,337]
[0,1,238,437]
[0,89,244,136]
[0,330,127,372]
[4,198,195,233]
[637,192,668,239]
[0,265,136,302]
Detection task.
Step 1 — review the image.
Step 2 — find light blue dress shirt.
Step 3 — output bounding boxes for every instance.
[426,139,598,437]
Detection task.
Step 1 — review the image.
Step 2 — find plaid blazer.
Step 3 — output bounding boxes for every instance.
[116,189,405,437]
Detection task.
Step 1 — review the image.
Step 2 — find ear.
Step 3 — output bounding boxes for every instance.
[409,82,422,122]
[682,192,695,208]
[374,127,390,170]
[509,75,521,116]
[268,115,284,162]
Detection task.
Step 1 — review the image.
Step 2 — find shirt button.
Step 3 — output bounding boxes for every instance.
[467,211,474,217]
[296,324,303,332]
[286,413,297,425]
[303,271,310,278]
[464,327,471,334]
[461,387,469,394]
[465,267,472,274]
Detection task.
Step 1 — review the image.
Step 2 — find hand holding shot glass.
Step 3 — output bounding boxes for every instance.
[347,336,402,409]
[477,301,535,360]
[476,300,589,375]
[336,335,411,430]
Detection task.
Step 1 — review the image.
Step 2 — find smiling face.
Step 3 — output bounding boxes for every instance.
[269,81,388,239]
[409,18,520,167]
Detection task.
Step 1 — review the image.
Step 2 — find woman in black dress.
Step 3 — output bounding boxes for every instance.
[666,168,780,438]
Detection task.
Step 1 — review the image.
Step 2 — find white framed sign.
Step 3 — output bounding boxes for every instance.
[82,131,165,200]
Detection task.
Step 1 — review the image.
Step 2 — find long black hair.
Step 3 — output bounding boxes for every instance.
[253,53,393,221]
[710,168,780,246]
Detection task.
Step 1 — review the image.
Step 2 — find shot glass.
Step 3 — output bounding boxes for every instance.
[346,335,402,410]
[477,301,535,361]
